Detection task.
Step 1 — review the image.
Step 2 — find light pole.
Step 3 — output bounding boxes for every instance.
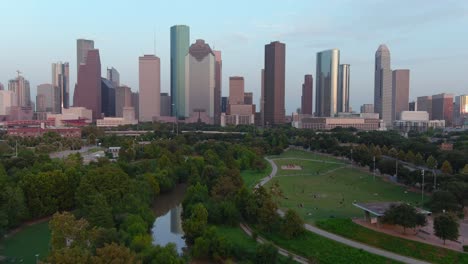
[373,156,376,181]
[35,253,39,264]
[421,169,425,205]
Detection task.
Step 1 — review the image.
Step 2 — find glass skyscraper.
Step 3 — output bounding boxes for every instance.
[374,44,393,127]
[338,64,350,113]
[315,49,340,117]
[170,25,190,118]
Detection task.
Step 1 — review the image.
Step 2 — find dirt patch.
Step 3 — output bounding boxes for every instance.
[281,164,302,170]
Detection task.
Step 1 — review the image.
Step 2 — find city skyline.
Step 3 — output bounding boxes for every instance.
[1,1,467,115]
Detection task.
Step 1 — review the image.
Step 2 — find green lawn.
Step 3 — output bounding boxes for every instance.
[0,221,51,264]
[316,219,468,264]
[259,229,399,264]
[265,150,421,223]
[241,162,272,189]
[268,149,346,162]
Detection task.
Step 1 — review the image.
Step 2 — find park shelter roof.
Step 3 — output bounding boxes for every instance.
[353,202,431,217]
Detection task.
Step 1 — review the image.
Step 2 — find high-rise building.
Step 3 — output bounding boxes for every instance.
[139,55,161,122]
[417,96,432,119]
[107,67,120,87]
[74,49,102,120]
[170,25,190,118]
[0,90,16,116]
[392,69,410,120]
[52,62,70,111]
[186,39,215,121]
[260,69,264,125]
[244,92,253,105]
[301,74,313,115]
[76,39,94,77]
[263,41,286,125]
[131,92,139,120]
[101,78,116,117]
[8,75,31,108]
[221,97,228,113]
[316,49,340,117]
[115,86,132,117]
[338,64,350,113]
[0,83,4,90]
[213,50,222,125]
[160,93,171,116]
[432,93,454,126]
[36,84,55,112]
[409,101,416,111]
[360,104,374,113]
[229,77,245,105]
[374,44,393,126]
[454,95,468,127]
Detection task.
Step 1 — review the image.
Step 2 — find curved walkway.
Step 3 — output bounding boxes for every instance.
[261,157,430,264]
[239,223,309,264]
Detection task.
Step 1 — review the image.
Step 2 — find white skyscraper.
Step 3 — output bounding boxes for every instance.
[374,44,393,127]
[138,55,161,122]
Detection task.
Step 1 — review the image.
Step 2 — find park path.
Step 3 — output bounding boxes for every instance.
[260,157,430,264]
[239,223,310,264]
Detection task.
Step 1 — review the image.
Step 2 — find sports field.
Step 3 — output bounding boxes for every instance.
[0,221,50,264]
[265,149,422,223]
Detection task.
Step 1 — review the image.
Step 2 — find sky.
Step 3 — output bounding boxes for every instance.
[1,0,467,114]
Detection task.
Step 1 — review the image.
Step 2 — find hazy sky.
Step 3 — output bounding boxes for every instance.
[1,0,467,113]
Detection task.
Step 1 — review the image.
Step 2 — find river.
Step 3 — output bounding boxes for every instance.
[151,183,187,254]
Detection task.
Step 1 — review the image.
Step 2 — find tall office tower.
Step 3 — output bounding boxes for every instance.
[374,44,393,126]
[107,67,120,87]
[170,25,190,118]
[409,101,416,111]
[301,74,313,115]
[260,69,264,124]
[0,83,4,90]
[315,49,340,117]
[454,95,468,126]
[221,97,228,113]
[432,93,454,126]
[244,92,253,105]
[139,55,161,122]
[392,69,410,120]
[76,39,94,77]
[8,75,31,107]
[160,93,171,116]
[417,96,433,119]
[0,90,15,115]
[185,39,216,120]
[115,85,132,117]
[263,41,286,125]
[52,62,70,111]
[229,77,245,105]
[338,64,350,113]
[36,84,55,112]
[101,78,116,117]
[74,49,102,120]
[360,104,374,113]
[131,92,139,120]
[213,50,222,125]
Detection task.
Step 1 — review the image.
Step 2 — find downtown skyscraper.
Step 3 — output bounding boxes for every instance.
[213,50,222,125]
[263,41,286,125]
[74,49,101,120]
[170,25,190,118]
[8,75,31,108]
[392,69,410,120]
[76,39,94,76]
[315,49,340,117]
[301,74,313,115]
[139,55,161,122]
[52,62,70,111]
[374,44,393,127]
[338,64,350,113]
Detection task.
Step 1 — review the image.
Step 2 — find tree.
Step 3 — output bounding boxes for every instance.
[91,243,140,264]
[381,203,427,233]
[434,213,459,244]
[81,193,114,228]
[49,212,93,251]
[182,203,208,244]
[414,153,424,166]
[406,151,416,163]
[280,209,305,239]
[255,243,278,264]
[429,190,460,213]
[462,164,468,175]
[441,160,453,174]
[426,155,438,169]
[388,148,398,158]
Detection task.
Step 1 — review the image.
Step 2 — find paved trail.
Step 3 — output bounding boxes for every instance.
[260,157,430,264]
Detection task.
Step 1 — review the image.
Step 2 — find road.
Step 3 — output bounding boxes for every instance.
[49,145,105,164]
[261,157,430,264]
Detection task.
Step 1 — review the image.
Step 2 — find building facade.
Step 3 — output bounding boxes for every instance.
[139,55,161,122]
[0,90,16,116]
[316,49,340,117]
[8,75,31,108]
[170,25,190,118]
[160,93,171,116]
[185,39,215,122]
[101,78,116,117]
[264,41,286,125]
[131,92,139,120]
[115,86,132,117]
[36,84,55,112]
[229,77,245,106]
[432,93,453,127]
[417,96,432,119]
[74,49,101,120]
[301,74,313,115]
[213,50,222,125]
[454,95,468,127]
[296,117,380,131]
[360,104,374,113]
[392,69,410,120]
[374,44,393,127]
[76,39,94,76]
[52,62,70,110]
[244,92,253,105]
[107,67,120,87]
[338,64,350,113]
[393,111,445,132]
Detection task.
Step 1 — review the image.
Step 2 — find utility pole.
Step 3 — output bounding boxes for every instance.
[421,169,425,205]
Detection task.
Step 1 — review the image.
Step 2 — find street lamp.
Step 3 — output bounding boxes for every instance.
[35,253,39,264]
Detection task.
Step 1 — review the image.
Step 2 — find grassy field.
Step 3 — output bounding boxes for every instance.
[0,221,50,264]
[265,149,422,223]
[259,229,399,264]
[316,219,468,264]
[241,162,272,189]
